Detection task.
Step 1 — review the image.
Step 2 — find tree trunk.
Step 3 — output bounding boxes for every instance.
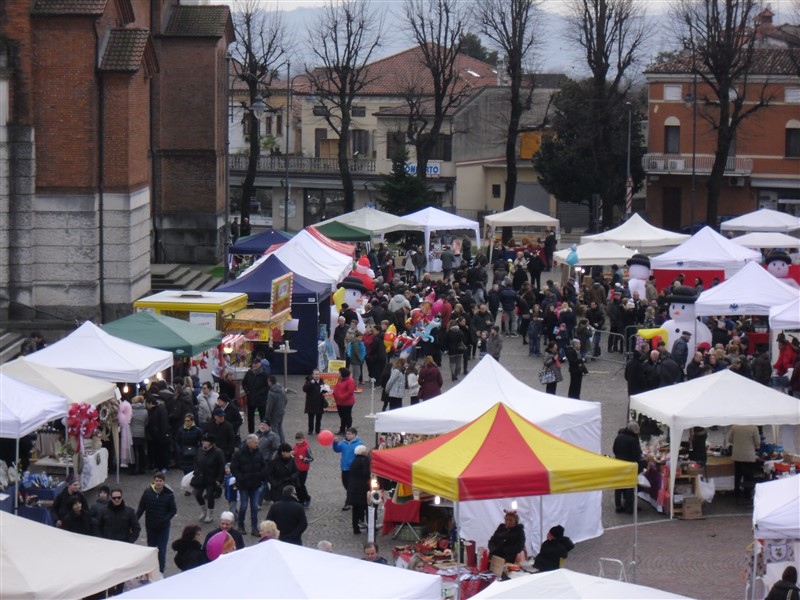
[338,126,355,213]
[503,87,523,243]
[240,111,260,224]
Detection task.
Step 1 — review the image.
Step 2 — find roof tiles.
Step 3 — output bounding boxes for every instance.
[100,29,150,72]
[31,0,107,15]
[165,5,231,38]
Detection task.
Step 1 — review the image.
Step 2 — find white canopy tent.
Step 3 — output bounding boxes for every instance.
[553,241,635,266]
[770,297,800,330]
[630,370,800,518]
[721,208,800,233]
[581,213,690,250]
[376,356,604,553]
[0,374,68,438]
[119,538,441,599]
[472,568,691,599]
[405,207,481,256]
[1,358,119,407]
[695,261,798,317]
[484,206,560,261]
[26,321,173,383]
[731,231,800,249]
[650,226,761,271]
[316,206,424,237]
[1,512,158,599]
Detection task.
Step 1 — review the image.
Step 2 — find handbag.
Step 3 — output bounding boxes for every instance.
[538,370,556,385]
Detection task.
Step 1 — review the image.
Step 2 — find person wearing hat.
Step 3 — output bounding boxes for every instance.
[203,408,236,461]
[191,433,226,523]
[266,485,308,545]
[606,290,624,353]
[672,331,692,375]
[202,510,245,552]
[612,421,643,514]
[564,338,588,399]
[242,357,270,435]
[51,474,90,527]
[487,510,526,564]
[532,525,574,572]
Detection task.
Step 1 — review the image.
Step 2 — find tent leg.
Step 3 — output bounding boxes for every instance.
[14,436,20,512]
[632,485,638,582]
[454,501,461,600]
[750,540,759,600]
[539,495,543,558]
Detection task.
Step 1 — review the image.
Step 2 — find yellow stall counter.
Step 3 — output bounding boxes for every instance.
[134,291,249,330]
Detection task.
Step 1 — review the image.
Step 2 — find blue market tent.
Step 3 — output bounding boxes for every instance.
[216,255,331,374]
[229,229,293,255]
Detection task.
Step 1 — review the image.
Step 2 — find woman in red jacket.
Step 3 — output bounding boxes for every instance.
[333,367,356,435]
[418,355,443,401]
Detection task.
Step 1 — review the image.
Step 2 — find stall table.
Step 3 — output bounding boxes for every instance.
[382,498,423,538]
[31,449,109,491]
[705,455,735,491]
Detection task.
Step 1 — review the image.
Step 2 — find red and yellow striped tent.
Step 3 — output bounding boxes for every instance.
[371,403,637,501]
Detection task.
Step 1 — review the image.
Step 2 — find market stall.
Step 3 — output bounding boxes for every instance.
[375,356,603,550]
[770,297,800,330]
[581,213,690,251]
[484,207,559,260]
[133,290,248,330]
[101,311,222,357]
[630,370,800,518]
[721,208,800,233]
[730,231,800,249]
[405,207,481,263]
[229,228,292,255]
[119,538,441,599]
[552,241,635,267]
[315,206,424,237]
[695,261,798,316]
[1,512,158,599]
[372,403,638,586]
[313,220,373,242]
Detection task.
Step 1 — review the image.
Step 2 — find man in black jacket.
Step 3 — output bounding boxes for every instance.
[192,432,226,523]
[98,488,140,543]
[612,422,643,514]
[266,485,307,545]
[215,394,243,443]
[232,433,267,536]
[136,473,177,573]
[242,358,270,434]
[145,396,171,473]
[204,408,236,460]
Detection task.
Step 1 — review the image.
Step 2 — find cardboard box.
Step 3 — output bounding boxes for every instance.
[680,497,704,520]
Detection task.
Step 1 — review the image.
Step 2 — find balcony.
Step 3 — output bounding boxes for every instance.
[229,154,377,175]
[642,154,753,176]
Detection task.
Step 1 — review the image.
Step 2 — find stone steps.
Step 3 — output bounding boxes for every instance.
[149,264,221,292]
[0,331,27,365]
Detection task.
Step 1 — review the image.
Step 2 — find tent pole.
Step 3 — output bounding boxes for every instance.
[632,484,638,582]
[750,538,758,600]
[454,501,461,600]
[538,495,543,557]
[14,436,20,512]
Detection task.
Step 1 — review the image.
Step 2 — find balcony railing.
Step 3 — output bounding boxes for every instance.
[229,154,376,174]
[642,154,753,176]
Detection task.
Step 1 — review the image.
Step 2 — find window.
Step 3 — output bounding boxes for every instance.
[664,125,680,154]
[352,129,369,156]
[386,130,405,159]
[491,184,501,198]
[352,106,366,117]
[785,88,800,104]
[264,116,273,136]
[312,105,329,117]
[276,113,283,137]
[664,84,682,101]
[242,113,252,139]
[314,128,327,158]
[430,134,452,161]
[787,120,800,158]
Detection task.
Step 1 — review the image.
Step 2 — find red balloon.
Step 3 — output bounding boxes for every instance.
[317,430,334,446]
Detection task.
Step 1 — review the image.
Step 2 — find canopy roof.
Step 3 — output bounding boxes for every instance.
[650,226,761,270]
[375,356,599,441]
[119,539,441,599]
[753,475,800,540]
[721,208,800,233]
[217,254,330,303]
[305,226,356,256]
[730,231,800,249]
[631,369,800,517]
[770,297,800,330]
[101,312,222,356]
[313,220,372,242]
[582,213,690,249]
[0,374,70,438]
[472,568,690,599]
[1,357,118,407]
[405,207,481,252]
[695,261,798,316]
[484,206,560,229]
[26,321,174,383]
[371,403,636,501]
[316,206,423,236]
[553,241,635,266]
[1,512,158,599]
[229,228,293,255]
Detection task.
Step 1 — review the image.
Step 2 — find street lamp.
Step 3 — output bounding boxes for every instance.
[284,61,291,232]
[250,94,267,120]
[625,101,633,217]
[684,71,698,235]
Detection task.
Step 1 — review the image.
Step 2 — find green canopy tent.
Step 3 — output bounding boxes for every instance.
[102,312,222,356]
[313,221,373,242]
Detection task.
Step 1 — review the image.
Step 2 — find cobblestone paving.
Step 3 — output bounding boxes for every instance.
[108,275,753,598]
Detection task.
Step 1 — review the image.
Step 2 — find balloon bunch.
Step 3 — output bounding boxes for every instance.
[67,402,99,444]
[383,293,443,359]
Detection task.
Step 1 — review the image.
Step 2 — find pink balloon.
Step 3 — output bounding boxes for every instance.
[206,531,229,561]
[317,430,334,446]
[431,299,443,316]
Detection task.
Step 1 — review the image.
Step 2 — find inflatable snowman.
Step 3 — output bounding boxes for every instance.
[352,256,376,292]
[765,249,799,288]
[329,276,369,353]
[661,285,712,365]
[626,253,650,300]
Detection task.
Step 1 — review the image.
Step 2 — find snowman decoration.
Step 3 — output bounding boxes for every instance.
[626,253,651,300]
[661,285,712,366]
[351,256,376,292]
[329,275,369,354]
[765,249,799,289]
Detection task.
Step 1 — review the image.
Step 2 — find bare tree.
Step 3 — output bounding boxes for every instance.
[673,0,776,227]
[479,0,543,242]
[566,0,647,228]
[403,0,470,180]
[305,0,383,213]
[230,0,286,224]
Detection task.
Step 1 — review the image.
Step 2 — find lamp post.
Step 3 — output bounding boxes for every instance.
[625,101,633,217]
[284,61,291,232]
[684,69,698,235]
